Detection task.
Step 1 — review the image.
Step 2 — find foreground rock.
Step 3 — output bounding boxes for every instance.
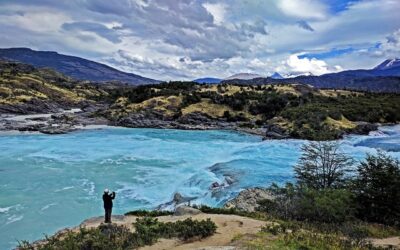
[224,187,274,212]
[173,206,202,216]
[156,192,197,210]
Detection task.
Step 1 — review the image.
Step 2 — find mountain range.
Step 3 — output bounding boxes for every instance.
[1,47,399,92]
[193,77,222,84]
[193,72,283,83]
[223,59,400,93]
[0,48,158,85]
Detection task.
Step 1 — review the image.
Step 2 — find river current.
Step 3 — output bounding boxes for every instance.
[1,126,399,249]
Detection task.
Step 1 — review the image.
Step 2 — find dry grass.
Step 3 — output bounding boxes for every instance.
[325,116,357,129]
[126,95,183,116]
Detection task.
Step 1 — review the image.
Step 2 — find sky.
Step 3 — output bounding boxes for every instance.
[0,0,399,80]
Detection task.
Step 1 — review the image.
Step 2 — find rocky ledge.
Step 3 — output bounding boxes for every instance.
[0,104,110,134]
[224,187,274,212]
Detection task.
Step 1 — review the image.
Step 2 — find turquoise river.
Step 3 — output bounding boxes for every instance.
[1,126,400,249]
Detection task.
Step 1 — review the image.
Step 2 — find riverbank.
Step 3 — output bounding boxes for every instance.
[0,107,386,140]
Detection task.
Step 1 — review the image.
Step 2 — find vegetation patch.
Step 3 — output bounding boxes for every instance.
[124,209,174,217]
[18,217,217,250]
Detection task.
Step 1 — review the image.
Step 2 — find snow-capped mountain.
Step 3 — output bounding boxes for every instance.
[374,58,400,70]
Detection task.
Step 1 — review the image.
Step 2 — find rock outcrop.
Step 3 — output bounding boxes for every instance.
[156,192,197,210]
[224,187,274,212]
[353,122,379,135]
[174,206,202,216]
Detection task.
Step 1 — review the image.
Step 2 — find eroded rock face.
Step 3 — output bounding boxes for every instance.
[224,188,274,212]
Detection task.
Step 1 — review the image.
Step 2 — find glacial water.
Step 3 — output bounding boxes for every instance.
[1,126,400,249]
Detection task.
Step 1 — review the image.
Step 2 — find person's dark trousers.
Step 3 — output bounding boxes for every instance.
[104,207,112,223]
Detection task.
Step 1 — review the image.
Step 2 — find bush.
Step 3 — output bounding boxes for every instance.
[259,184,355,223]
[294,188,355,223]
[353,151,400,226]
[18,224,138,250]
[195,205,269,220]
[124,209,173,217]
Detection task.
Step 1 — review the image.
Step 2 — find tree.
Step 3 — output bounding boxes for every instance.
[294,141,353,189]
[353,151,400,226]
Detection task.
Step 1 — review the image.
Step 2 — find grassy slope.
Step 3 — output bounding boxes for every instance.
[0,61,108,107]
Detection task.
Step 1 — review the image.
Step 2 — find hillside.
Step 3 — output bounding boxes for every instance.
[104,82,400,140]
[0,60,113,113]
[0,48,158,85]
[1,61,399,140]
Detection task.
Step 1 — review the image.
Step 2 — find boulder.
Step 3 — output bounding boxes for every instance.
[174,205,202,216]
[353,122,378,135]
[265,122,290,139]
[224,187,274,212]
[156,192,197,210]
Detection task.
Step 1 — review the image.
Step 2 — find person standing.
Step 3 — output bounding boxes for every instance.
[102,189,116,223]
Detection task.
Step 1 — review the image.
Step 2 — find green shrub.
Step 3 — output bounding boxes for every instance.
[294,188,355,223]
[196,205,269,220]
[259,185,355,223]
[124,209,173,217]
[353,151,400,226]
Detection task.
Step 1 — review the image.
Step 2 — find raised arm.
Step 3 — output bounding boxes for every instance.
[111,192,116,199]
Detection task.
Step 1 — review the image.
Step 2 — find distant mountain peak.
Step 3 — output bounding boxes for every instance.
[193,77,221,84]
[224,73,263,80]
[374,58,400,70]
[270,72,284,79]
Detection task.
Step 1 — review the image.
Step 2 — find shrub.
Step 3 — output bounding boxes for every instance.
[353,151,400,226]
[294,188,355,223]
[124,209,173,217]
[196,205,269,220]
[259,184,355,223]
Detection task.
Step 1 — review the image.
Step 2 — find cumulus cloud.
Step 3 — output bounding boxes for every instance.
[284,54,342,76]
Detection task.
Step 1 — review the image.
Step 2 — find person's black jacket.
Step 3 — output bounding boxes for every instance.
[103,192,115,209]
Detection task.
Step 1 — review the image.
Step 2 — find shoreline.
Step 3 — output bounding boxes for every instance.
[1,110,393,140]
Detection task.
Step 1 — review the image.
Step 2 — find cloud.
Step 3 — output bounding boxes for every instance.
[277,0,328,20]
[62,22,122,43]
[284,54,342,76]
[373,29,400,58]
[0,0,398,80]
[202,2,227,25]
[296,20,314,32]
